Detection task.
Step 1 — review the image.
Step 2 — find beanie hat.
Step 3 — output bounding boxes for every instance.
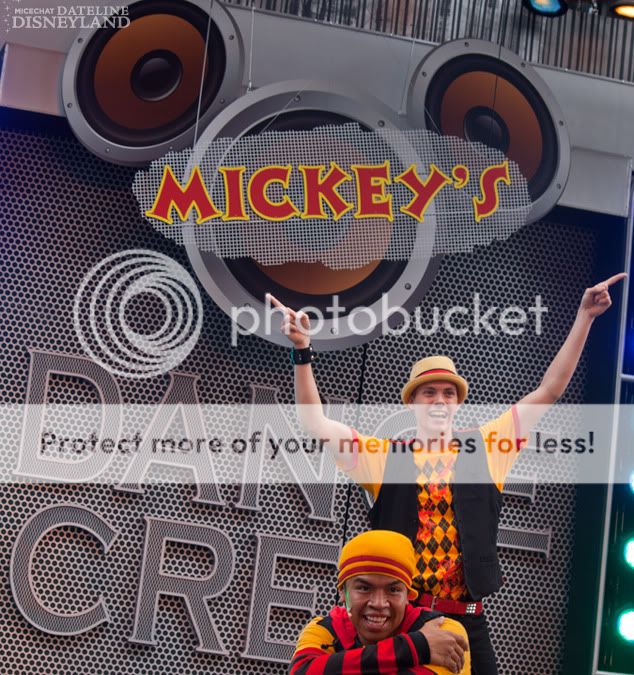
[337,530,418,600]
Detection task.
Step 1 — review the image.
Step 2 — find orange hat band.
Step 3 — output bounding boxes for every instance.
[415,368,455,379]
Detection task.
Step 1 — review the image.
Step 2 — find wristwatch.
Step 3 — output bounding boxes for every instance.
[290,344,318,365]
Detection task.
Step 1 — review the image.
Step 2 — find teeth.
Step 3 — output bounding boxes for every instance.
[365,616,388,625]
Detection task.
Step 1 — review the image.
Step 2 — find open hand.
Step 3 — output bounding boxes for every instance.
[579,273,627,319]
[267,293,311,349]
[421,617,468,674]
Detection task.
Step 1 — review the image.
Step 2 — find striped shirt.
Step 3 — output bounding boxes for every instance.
[290,604,470,674]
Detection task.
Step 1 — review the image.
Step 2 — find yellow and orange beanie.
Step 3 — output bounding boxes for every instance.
[337,530,418,600]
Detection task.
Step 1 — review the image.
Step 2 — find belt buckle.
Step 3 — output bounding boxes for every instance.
[465,602,477,615]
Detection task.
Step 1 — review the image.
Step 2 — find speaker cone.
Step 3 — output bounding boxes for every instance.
[62,0,243,165]
[224,109,407,315]
[407,40,570,223]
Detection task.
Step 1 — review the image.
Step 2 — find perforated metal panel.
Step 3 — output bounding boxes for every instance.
[0,121,595,674]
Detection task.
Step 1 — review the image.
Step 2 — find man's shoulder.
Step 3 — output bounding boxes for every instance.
[402,604,443,632]
[294,614,337,655]
[440,616,468,640]
[405,608,468,641]
[300,613,334,633]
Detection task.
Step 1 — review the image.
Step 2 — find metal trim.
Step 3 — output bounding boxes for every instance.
[591,177,634,673]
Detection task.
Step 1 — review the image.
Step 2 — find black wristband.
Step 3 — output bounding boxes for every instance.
[290,344,317,365]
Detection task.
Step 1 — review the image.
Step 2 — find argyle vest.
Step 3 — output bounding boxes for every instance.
[367,431,503,602]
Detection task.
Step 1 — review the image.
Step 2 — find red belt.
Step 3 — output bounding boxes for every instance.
[416,593,483,616]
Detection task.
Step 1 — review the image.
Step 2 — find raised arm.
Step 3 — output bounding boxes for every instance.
[267,294,356,466]
[515,272,626,437]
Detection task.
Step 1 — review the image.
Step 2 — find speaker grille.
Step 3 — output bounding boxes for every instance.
[423,54,558,202]
[75,1,225,146]
[408,40,569,225]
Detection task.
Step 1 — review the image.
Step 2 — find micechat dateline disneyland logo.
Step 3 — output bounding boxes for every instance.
[6,3,130,30]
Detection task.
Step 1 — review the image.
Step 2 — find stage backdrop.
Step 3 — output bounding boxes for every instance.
[0,108,624,674]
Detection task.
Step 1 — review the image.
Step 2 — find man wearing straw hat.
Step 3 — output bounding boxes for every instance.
[270,272,625,674]
[290,529,470,674]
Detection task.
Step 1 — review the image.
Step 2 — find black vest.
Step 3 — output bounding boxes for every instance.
[368,431,503,602]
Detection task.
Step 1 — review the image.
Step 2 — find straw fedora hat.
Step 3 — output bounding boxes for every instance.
[401,355,468,405]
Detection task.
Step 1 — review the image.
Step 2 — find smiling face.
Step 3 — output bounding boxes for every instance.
[339,574,409,645]
[409,380,460,439]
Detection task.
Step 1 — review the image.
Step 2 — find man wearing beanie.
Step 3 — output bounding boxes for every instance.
[290,530,470,674]
[271,273,624,675]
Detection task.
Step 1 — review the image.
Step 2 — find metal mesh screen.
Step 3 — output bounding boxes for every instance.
[0,119,595,674]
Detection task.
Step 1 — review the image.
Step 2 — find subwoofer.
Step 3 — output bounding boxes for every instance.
[182,80,440,350]
[61,0,244,165]
[407,39,571,224]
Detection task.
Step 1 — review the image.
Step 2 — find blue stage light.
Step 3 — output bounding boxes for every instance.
[617,610,634,641]
[626,539,634,569]
[522,0,568,16]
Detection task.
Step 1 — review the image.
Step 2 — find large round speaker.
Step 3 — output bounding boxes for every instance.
[183,80,440,350]
[407,39,570,223]
[62,0,243,166]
